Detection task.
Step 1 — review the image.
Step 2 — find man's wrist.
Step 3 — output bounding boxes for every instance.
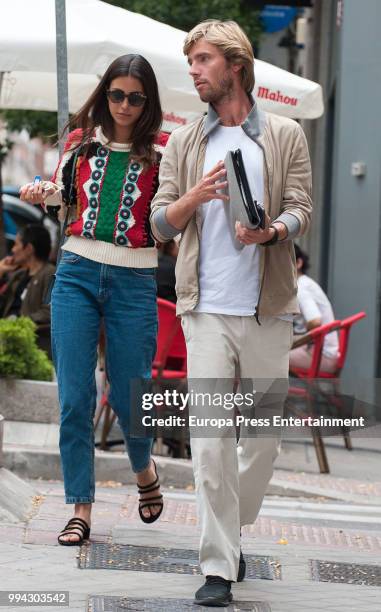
[272,221,288,240]
[261,224,279,246]
[184,190,201,212]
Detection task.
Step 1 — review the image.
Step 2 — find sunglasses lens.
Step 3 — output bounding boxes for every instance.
[128,92,146,107]
[108,89,125,103]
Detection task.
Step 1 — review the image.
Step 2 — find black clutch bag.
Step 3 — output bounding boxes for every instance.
[230,148,265,230]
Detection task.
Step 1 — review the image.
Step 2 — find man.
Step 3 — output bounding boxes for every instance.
[0,224,54,352]
[151,20,312,607]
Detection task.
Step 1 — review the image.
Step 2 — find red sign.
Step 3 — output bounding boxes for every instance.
[163,112,187,125]
[257,87,298,107]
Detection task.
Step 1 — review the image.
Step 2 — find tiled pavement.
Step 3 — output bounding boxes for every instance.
[0,477,380,612]
[273,470,381,497]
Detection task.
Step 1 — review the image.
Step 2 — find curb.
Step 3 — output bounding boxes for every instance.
[4,444,381,505]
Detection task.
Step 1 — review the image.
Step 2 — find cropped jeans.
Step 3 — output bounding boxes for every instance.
[51,251,157,504]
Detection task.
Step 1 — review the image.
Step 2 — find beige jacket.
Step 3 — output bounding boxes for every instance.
[150,103,312,318]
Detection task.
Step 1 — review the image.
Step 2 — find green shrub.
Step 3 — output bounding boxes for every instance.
[0,317,53,381]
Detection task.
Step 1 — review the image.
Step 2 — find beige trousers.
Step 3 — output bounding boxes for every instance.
[181,313,293,581]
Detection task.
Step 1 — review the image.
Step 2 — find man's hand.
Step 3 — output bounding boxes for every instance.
[235,216,288,245]
[188,161,229,208]
[0,256,17,279]
[165,161,229,231]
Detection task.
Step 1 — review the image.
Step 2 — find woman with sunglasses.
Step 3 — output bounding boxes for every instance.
[20,54,167,545]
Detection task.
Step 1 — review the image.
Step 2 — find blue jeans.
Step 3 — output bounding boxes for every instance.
[51,251,157,504]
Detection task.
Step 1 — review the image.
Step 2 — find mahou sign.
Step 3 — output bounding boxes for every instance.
[257,87,298,107]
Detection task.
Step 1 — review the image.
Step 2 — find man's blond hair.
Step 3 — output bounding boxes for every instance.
[183,20,255,93]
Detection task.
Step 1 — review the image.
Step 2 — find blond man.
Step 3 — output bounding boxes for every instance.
[151,20,312,607]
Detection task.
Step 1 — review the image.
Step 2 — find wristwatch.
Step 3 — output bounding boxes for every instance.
[261,224,279,246]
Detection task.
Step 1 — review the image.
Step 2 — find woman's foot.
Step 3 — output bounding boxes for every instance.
[136,459,163,522]
[58,503,92,544]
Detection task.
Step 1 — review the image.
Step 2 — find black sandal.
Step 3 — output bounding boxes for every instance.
[57,517,91,546]
[137,459,163,524]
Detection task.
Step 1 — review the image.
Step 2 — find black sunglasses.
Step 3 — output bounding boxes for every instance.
[106,89,147,107]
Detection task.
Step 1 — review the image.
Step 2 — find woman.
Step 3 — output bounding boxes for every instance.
[20,54,167,545]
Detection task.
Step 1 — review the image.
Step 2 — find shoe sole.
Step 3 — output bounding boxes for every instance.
[194,593,233,607]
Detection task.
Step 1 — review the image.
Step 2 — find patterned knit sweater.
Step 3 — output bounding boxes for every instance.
[45,127,168,268]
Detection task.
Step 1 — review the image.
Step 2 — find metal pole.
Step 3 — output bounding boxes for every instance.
[0,72,7,258]
[0,72,4,102]
[55,0,69,155]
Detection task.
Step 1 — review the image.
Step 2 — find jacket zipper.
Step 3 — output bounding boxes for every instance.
[254,134,272,325]
[193,128,207,310]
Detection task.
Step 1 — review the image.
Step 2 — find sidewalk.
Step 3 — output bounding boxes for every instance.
[1,463,381,612]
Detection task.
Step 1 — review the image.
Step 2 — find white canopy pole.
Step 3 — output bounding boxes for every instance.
[55,0,69,155]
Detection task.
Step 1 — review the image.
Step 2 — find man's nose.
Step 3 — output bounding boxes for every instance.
[189,64,199,78]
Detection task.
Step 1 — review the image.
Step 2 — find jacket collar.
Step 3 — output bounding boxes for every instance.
[203,95,265,140]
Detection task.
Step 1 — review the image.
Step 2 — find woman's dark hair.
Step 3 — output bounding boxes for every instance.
[161,239,178,257]
[20,224,51,262]
[294,244,310,274]
[64,54,162,166]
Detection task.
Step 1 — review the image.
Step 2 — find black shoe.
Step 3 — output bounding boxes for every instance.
[237,549,246,582]
[194,576,232,607]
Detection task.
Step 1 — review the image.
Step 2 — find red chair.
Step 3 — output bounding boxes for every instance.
[288,313,367,472]
[288,320,341,473]
[152,298,187,380]
[152,298,187,456]
[313,312,367,454]
[318,311,367,378]
[290,320,341,380]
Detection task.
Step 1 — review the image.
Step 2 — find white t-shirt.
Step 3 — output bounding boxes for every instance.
[195,125,263,316]
[294,274,339,358]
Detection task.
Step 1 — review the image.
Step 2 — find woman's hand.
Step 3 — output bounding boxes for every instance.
[19,181,56,205]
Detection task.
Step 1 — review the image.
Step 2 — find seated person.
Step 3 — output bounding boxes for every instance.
[0,224,55,354]
[156,239,179,304]
[290,245,339,373]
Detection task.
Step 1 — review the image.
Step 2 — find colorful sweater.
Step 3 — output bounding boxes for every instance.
[46,127,168,268]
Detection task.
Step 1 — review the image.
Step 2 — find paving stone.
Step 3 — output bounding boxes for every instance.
[1,478,381,612]
[87,595,272,611]
[78,543,282,580]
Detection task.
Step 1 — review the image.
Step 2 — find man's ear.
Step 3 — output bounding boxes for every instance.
[232,63,243,74]
[24,243,35,258]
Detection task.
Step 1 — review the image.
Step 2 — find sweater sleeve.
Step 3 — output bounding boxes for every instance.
[43,129,83,212]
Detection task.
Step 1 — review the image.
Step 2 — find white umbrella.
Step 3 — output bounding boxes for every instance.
[0,0,324,121]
